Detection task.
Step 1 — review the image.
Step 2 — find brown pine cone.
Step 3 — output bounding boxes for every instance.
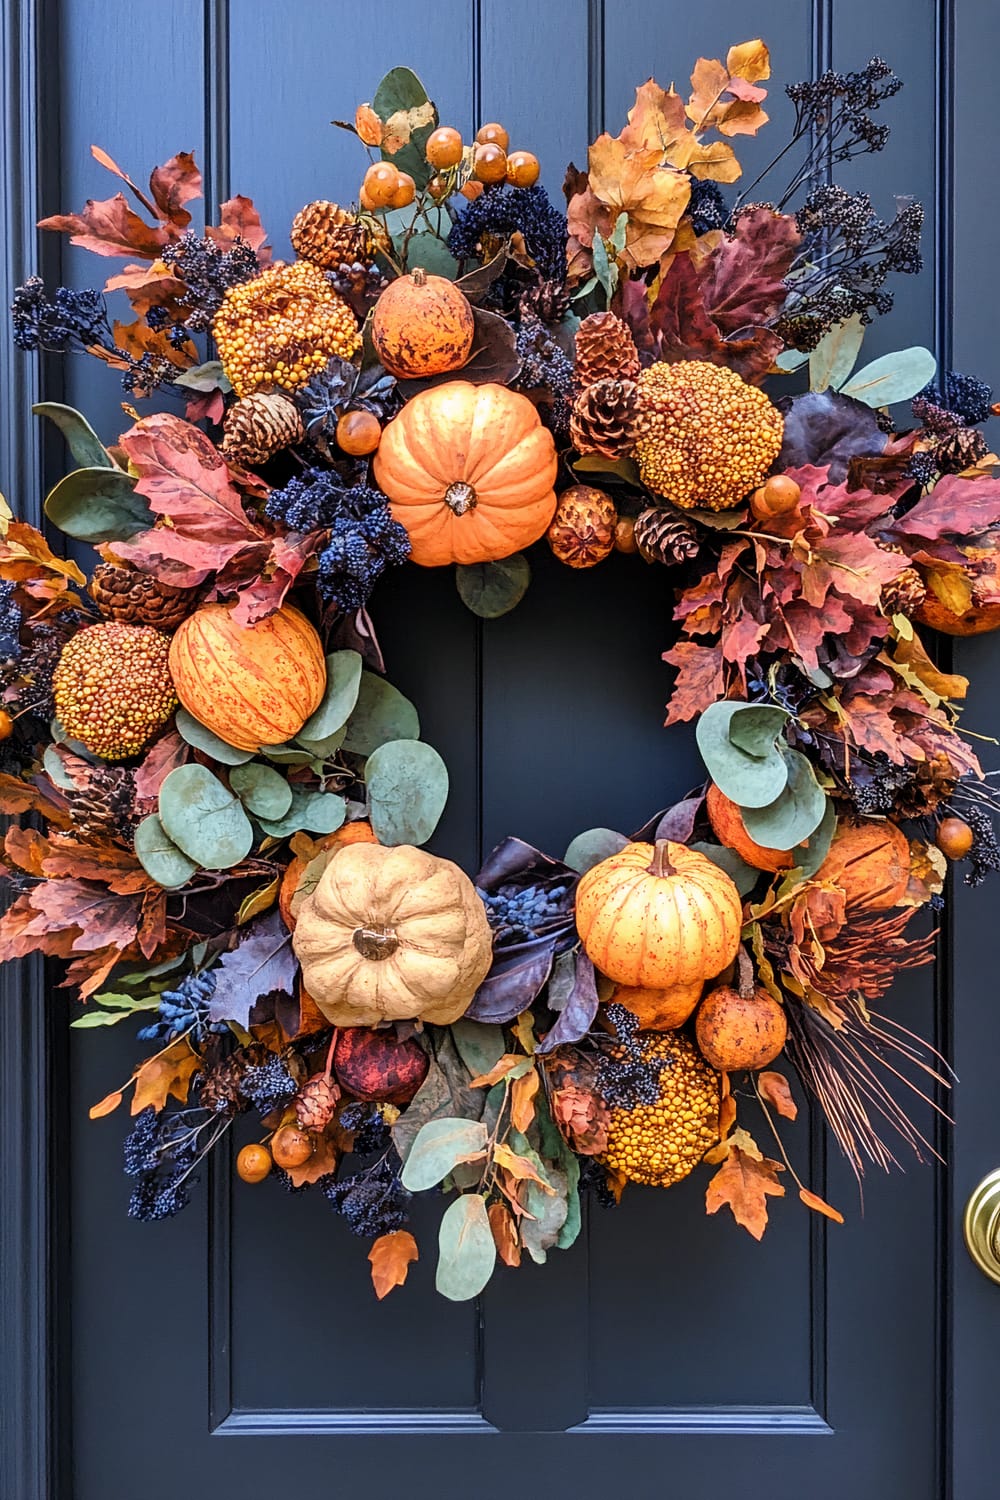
[221,391,304,467]
[67,764,136,844]
[519,278,570,324]
[570,378,638,458]
[291,200,372,270]
[547,485,618,569]
[199,1054,249,1115]
[295,1074,340,1131]
[882,565,927,618]
[90,561,194,632]
[633,507,700,565]
[934,426,990,474]
[574,311,640,387]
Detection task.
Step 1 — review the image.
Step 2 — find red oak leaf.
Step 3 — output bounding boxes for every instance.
[663,641,725,723]
[118,413,257,542]
[148,151,202,229]
[888,472,1000,542]
[696,207,800,333]
[38,193,171,260]
[207,195,272,262]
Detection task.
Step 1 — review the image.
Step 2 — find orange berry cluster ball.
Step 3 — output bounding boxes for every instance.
[422,120,540,192]
[633,361,784,511]
[598,1031,720,1187]
[212,260,361,398]
[53,621,177,761]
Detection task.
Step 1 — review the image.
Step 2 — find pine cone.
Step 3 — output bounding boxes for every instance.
[295,1074,340,1131]
[547,485,617,569]
[882,565,927,618]
[90,561,193,632]
[199,1054,249,1115]
[633,507,700,565]
[934,426,990,474]
[291,200,372,270]
[221,392,304,467]
[574,311,640,387]
[570,378,638,458]
[519,278,570,324]
[67,764,136,843]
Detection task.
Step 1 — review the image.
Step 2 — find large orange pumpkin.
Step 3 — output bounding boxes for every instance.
[169,602,327,752]
[705,782,796,872]
[373,381,559,566]
[814,818,910,910]
[371,268,475,379]
[575,840,743,991]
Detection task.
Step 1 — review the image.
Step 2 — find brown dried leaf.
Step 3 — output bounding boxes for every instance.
[493,1142,555,1191]
[511,1068,539,1133]
[799,1187,844,1224]
[89,1088,125,1120]
[705,1130,785,1239]
[38,192,170,260]
[148,151,202,229]
[131,1037,200,1115]
[488,1201,522,1267]
[663,641,725,724]
[368,1229,419,1298]
[757,1070,797,1121]
[587,135,690,269]
[206,196,271,262]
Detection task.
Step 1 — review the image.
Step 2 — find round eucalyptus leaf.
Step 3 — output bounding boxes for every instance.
[258,788,346,839]
[296,724,347,760]
[726,703,790,758]
[696,701,789,808]
[298,650,363,744]
[342,671,420,756]
[134,814,199,889]
[42,745,77,790]
[366,738,449,847]
[175,707,253,765]
[400,1117,488,1193]
[260,742,317,766]
[229,762,293,821]
[785,794,837,878]
[44,466,153,543]
[564,827,629,874]
[841,346,937,407]
[455,554,531,618]
[743,749,828,850]
[33,402,112,469]
[688,841,761,897]
[435,1193,496,1302]
[158,764,254,870]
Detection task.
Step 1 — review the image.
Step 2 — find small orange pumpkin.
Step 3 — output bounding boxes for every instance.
[575,840,743,991]
[814,818,910,910]
[372,268,475,379]
[705,782,795,873]
[611,981,704,1030]
[168,602,326,753]
[914,547,1000,636]
[695,981,787,1072]
[373,381,558,566]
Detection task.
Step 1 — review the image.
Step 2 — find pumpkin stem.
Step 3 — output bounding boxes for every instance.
[411,266,428,287]
[323,1027,339,1081]
[735,947,755,999]
[647,839,677,878]
[352,925,400,961]
[444,480,478,516]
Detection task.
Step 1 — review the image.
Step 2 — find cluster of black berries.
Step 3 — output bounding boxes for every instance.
[577,1154,619,1208]
[124,1105,227,1221]
[159,231,259,332]
[515,314,573,436]
[960,804,1000,889]
[327,260,387,317]
[479,881,573,944]
[137,970,222,1044]
[324,1151,411,1237]
[296,356,396,443]
[267,468,410,612]
[594,1003,666,1110]
[339,1100,392,1155]
[914,370,994,428]
[746,662,819,718]
[0,579,23,674]
[240,1052,297,1115]
[687,179,730,235]
[785,57,902,169]
[10,277,108,352]
[13,620,76,718]
[447,183,568,283]
[846,758,916,817]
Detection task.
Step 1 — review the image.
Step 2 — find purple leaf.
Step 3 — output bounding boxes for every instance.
[476,836,576,889]
[465,935,556,1024]
[778,390,888,483]
[537,952,599,1053]
[208,909,298,1029]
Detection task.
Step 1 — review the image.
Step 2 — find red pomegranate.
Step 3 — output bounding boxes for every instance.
[333,1026,429,1105]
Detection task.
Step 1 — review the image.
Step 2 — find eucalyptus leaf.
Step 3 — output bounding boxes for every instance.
[742,749,828,850]
[726,703,790,758]
[841,346,937,407]
[158,765,254,870]
[257,788,346,838]
[44,467,152,543]
[260,743,317,766]
[808,314,865,393]
[774,347,810,372]
[372,66,437,189]
[564,827,629,874]
[451,1019,506,1078]
[571,452,642,486]
[342,671,419,756]
[404,231,460,279]
[789,795,837,878]
[134,813,200,889]
[71,1009,139,1029]
[297,649,363,744]
[42,745,77,790]
[33,402,112,468]
[455,554,531,618]
[688,841,761,896]
[366,738,448,846]
[175,707,253,765]
[520,1170,569,1264]
[400,1117,488,1192]
[229,763,293,821]
[695,701,789,808]
[435,1194,496,1302]
[592,231,614,301]
[173,360,231,393]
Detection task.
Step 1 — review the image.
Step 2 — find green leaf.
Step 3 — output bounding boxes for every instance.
[372,66,438,189]
[33,402,112,468]
[133,813,200,889]
[229,763,293,821]
[808,314,865,393]
[173,360,231,393]
[297,650,363,745]
[455,554,531,618]
[726,703,790,758]
[435,1194,496,1302]
[366,738,449,846]
[42,745,77,790]
[609,210,628,255]
[841,346,937,407]
[564,827,629,874]
[158,764,254,870]
[71,1009,136,1028]
[342,671,420,756]
[175,706,253,765]
[450,1018,507,1078]
[591,231,614,303]
[44,467,152,543]
[259,743,317,766]
[400,1117,488,1192]
[404,231,460,279]
[789,794,837,878]
[742,749,828,850]
[556,1151,581,1250]
[571,452,642,486]
[774,347,810,372]
[688,841,761,896]
[257,788,346,838]
[695,702,790,809]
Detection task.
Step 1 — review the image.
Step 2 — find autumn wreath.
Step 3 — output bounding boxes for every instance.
[4,43,998,1300]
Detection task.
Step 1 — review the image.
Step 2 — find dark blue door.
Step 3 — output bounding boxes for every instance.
[2,1,998,1496]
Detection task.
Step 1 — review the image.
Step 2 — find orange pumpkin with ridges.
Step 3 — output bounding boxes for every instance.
[706,782,795,872]
[169,602,326,753]
[372,268,475,379]
[575,840,743,991]
[611,980,704,1030]
[373,381,558,566]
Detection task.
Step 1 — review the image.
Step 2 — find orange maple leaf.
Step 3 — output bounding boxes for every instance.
[705,1128,785,1240]
[131,1037,200,1115]
[586,135,690,269]
[368,1230,419,1299]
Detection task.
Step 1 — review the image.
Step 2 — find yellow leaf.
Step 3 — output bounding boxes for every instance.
[237,876,279,925]
[891,628,969,702]
[511,1068,539,1133]
[621,79,691,161]
[727,40,771,82]
[706,1138,785,1239]
[0,491,11,537]
[89,1088,124,1120]
[354,103,383,147]
[494,1142,555,1191]
[512,1011,536,1054]
[131,1037,200,1115]
[469,1054,525,1088]
[368,1229,419,1299]
[799,1187,844,1224]
[686,139,742,183]
[686,57,732,130]
[925,560,973,614]
[487,1201,521,1267]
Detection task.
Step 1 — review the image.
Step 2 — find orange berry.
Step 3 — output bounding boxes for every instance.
[613,516,639,555]
[236,1142,272,1184]
[936,816,974,860]
[473,143,507,184]
[0,709,13,741]
[390,171,416,210]
[271,1124,314,1169]
[459,180,484,201]
[337,408,382,456]
[363,161,399,209]
[358,183,376,212]
[427,173,451,200]
[506,150,540,188]
[425,126,464,169]
[476,122,509,151]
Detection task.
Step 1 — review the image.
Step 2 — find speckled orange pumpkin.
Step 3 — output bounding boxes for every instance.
[695,982,787,1071]
[372,268,475,378]
[575,840,743,991]
[815,818,911,911]
[914,547,1000,635]
[610,981,704,1030]
[373,381,558,566]
[168,603,326,753]
[706,782,796,872]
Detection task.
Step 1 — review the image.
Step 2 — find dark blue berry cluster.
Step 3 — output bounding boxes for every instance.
[241,1053,297,1115]
[160,230,260,332]
[687,178,730,235]
[137,970,222,1044]
[324,1152,411,1237]
[267,471,410,611]
[11,277,108,352]
[124,1105,228,1222]
[915,369,994,428]
[447,183,568,283]
[339,1099,392,1155]
[479,881,573,944]
[0,579,23,671]
[594,1002,666,1110]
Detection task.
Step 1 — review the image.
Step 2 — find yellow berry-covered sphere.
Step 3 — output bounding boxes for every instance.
[54,622,177,761]
[599,1030,721,1187]
[633,361,784,511]
[212,260,361,398]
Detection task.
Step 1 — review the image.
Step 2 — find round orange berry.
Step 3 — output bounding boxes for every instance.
[390,171,416,210]
[337,409,382,456]
[506,150,540,188]
[363,161,400,209]
[236,1142,272,1184]
[0,709,14,741]
[936,816,974,860]
[473,143,508,184]
[271,1125,314,1169]
[425,126,464,169]
[476,122,509,150]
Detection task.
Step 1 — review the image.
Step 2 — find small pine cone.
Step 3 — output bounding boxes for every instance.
[934,425,990,474]
[295,1074,340,1131]
[574,311,640,387]
[519,278,570,324]
[547,485,617,569]
[199,1055,249,1115]
[633,507,700,565]
[882,566,927,618]
[90,561,193,632]
[570,378,638,459]
[67,764,137,843]
[221,392,304,467]
[291,200,372,270]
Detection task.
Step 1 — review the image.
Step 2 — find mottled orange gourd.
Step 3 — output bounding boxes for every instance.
[371,268,475,378]
[815,819,911,911]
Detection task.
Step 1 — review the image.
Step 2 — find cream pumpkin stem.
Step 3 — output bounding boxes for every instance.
[410,265,427,287]
[352,925,400,961]
[647,839,678,878]
[444,480,478,515]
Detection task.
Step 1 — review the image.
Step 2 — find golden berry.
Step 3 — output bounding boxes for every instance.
[271,1124,314,1169]
[336,408,381,456]
[363,161,399,208]
[476,122,509,150]
[0,708,13,741]
[427,173,451,201]
[506,150,540,188]
[936,816,974,860]
[598,1031,720,1187]
[425,126,464,169]
[237,1142,272,1184]
[53,622,177,761]
[212,260,360,398]
[473,143,508,183]
[633,361,784,511]
[390,171,416,210]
